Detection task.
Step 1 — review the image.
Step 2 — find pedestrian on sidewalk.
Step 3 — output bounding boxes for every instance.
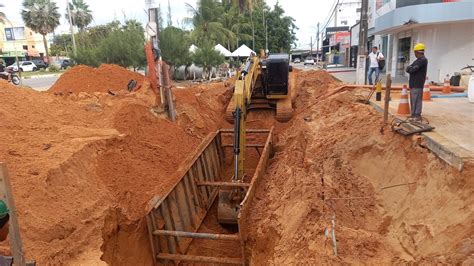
[406,43,428,121]
[367,46,384,85]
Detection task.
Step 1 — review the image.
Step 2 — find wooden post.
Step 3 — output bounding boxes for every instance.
[384,74,392,124]
[0,163,26,266]
[162,63,177,121]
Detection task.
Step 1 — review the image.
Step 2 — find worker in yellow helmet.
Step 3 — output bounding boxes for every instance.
[406,43,428,121]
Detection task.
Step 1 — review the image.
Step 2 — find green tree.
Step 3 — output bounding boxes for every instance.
[74,19,145,69]
[160,26,191,70]
[21,0,61,62]
[65,0,93,31]
[192,41,224,80]
[266,2,297,52]
[50,34,73,56]
[185,0,234,46]
[220,4,252,51]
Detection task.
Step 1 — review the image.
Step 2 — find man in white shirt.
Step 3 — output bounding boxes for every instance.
[367,46,384,85]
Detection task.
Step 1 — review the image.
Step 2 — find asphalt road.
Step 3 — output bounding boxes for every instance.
[20,75,60,91]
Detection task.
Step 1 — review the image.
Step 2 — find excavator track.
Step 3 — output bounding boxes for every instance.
[275,96,293,122]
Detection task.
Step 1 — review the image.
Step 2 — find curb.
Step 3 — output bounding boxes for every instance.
[22,73,62,80]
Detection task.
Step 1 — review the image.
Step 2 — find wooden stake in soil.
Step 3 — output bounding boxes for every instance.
[384,74,392,124]
[0,163,26,266]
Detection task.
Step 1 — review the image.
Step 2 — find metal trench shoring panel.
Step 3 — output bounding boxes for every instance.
[145,128,274,265]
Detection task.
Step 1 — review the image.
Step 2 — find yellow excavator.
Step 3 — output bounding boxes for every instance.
[218,53,293,224]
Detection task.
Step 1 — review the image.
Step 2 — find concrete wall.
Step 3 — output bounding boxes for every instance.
[0,21,49,56]
[386,21,474,82]
[413,22,474,82]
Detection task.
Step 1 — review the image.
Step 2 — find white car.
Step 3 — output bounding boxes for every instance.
[304,57,315,65]
[7,61,38,72]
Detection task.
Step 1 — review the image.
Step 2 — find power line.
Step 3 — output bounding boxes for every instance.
[320,0,340,35]
[320,0,338,30]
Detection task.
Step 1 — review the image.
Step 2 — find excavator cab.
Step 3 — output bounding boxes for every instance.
[225,53,293,123]
[262,54,292,97]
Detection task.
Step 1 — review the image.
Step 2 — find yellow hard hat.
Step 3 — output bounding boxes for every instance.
[414,43,425,51]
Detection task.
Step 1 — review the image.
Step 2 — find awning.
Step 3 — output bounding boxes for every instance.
[214,44,232,57]
[231,44,255,57]
[0,50,26,58]
[27,48,40,57]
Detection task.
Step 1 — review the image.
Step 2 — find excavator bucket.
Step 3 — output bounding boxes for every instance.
[144,128,273,265]
[217,189,240,225]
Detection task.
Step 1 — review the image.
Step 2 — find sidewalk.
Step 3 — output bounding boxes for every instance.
[370,91,474,171]
[330,67,408,85]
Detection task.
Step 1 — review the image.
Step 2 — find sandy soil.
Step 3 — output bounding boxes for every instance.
[1,65,472,265]
[247,70,474,264]
[0,65,232,265]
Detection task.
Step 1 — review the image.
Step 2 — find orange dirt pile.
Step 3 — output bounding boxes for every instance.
[0,79,231,264]
[247,70,474,264]
[49,64,145,94]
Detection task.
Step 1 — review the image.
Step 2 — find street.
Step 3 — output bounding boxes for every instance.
[20,75,59,91]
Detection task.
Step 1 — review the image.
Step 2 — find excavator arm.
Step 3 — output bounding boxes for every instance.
[218,55,260,224]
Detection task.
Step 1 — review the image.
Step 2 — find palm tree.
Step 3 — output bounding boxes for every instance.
[21,0,60,62]
[65,0,92,31]
[220,5,252,51]
[184,0,235,46]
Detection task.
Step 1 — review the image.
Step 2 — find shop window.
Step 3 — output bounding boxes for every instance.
[5,28,13,41]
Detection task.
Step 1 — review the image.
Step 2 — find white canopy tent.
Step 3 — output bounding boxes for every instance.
[231,44,255,57]
[214,44,232,57]
[189,44,198,53]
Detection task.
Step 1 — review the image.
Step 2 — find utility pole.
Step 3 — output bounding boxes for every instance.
[66,0,77,55]
[310,36,313,58]
[263,9,268,53]
[334,2,339,27]
[356,0,368,84]
[316,22,320,62]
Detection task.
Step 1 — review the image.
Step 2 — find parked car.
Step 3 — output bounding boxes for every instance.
[7,61,38,72]
[32,59,47,70]
[304,57,315,66]
[60,59,73,69]
[293,58,301,63]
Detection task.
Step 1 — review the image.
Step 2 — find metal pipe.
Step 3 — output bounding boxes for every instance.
[233,107,241,182]
[220,129,271,134]
[157,253,242,264]
[196,181,250,188]
[153,230,240,241]
[222,144,265,148]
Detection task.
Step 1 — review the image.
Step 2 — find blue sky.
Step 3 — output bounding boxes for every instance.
[1,0,336,47]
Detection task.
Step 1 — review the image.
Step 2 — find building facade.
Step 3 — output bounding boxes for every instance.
[369,0,474,82]
[324,1,362,65]
[0,20,49,65]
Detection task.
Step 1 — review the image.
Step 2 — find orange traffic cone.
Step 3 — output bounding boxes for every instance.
[397,85,411,116]
[422,77,431,101]
[443,75,451,94]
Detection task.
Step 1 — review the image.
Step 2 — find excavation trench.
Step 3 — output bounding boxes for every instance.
[100,70,472,265]
[1,67,472,265]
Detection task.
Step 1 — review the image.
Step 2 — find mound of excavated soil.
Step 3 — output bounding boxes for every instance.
[247,70,474,264]
[49,64,145,94]
[0,79,231,264]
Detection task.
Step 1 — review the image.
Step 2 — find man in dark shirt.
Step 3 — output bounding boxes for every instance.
[406,43,428,121]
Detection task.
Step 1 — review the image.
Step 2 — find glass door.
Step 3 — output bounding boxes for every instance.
[397,37,411,77]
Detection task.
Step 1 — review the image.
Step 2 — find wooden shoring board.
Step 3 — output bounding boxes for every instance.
[146,129,273,265]
[0,163,26,266]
